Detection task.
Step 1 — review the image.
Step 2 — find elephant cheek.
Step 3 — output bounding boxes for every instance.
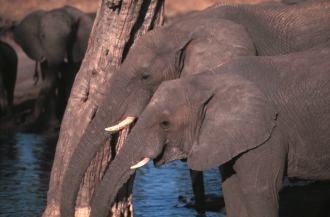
[154,147,187,167]
[123,88,152,118]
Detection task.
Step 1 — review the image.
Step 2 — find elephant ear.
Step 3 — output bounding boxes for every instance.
[71,12,93,62]
[174,38,193,74]
[187,73,277,171]
[13,10,46,61]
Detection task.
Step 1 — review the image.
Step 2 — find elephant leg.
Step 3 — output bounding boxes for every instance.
[33,61,41,85]
[234,129,287,217]
[6,81,15,109]
[220,163,249,217]
[189,169,205,213]
[55,74,67,120]
[55,62,79,120]
[0,88,8,114]
[4,72,16,110]
[34,65,58,122]
[0,76,8,114]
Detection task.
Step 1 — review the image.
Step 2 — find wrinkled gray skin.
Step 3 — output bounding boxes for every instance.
[90,46,330,217]
[14,6,93,122]
[60,2,330,216]
[0,41,17,116]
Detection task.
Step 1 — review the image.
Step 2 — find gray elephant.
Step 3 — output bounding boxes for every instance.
[0,40,17,116]
[14,6,93,123]
[89,45,330,217]
[59,1,330,215]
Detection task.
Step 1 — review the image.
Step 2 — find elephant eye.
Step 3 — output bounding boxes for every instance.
[160,120,170,130]
[141,73,150,80]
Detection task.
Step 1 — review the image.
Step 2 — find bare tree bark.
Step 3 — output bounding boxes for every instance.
[43,1,164,217]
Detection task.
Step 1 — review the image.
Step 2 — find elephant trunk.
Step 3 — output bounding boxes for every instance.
[89,125,161,217]
[59,83,151,216]
[59,120,110,217]
[59,91,122,216]
[89,151,138,217]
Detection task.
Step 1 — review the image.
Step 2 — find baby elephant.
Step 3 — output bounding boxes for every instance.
[82,45,330,217]
[0,41,17,116]
[14,6,93,123]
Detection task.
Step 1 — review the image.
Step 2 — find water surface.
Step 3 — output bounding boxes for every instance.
[0,133,54,217]
[0,133,224,217]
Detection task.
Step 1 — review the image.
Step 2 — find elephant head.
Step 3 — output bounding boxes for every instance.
[13,10,45,62]
[59,15,255,216]
[86,72,276,217]
[14,6,93,122]
[101,16,253,122]
[59,2,330,215]
[87,46,330,217]
[14,6,93,67]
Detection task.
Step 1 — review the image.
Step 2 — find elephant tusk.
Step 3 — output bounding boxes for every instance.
[105,116,136,132]
[130,158,150,169]
[40,56,46,63]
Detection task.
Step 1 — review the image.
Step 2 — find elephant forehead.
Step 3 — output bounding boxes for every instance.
[154,79,183,97]
[41,12,72,32]
[127,47,159,68]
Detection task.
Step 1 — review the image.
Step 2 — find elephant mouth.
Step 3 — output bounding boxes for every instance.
[153,146,187,168]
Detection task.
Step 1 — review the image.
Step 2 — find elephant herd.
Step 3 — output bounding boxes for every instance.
[57,1,330,217]
[0,6,93,125]
[2,1,329,217]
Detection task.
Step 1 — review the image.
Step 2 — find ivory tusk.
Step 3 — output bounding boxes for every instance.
[105,116,136,132]
[130,158,150,169]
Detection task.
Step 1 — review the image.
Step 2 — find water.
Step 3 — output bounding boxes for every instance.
[0,133,55,217]
[133,162,224,217]
[0,133,224,217]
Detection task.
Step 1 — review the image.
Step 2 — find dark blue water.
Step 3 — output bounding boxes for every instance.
[133,162,224,217]
[0,133,54,217]
[0,133,224,217]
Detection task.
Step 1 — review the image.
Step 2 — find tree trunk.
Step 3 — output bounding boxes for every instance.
[42,1,164,217]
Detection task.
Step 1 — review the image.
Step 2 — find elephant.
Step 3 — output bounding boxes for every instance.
[88,45,330,217]
[59,1,330,216]
[0,40,17,116]
[13,6,93,123]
